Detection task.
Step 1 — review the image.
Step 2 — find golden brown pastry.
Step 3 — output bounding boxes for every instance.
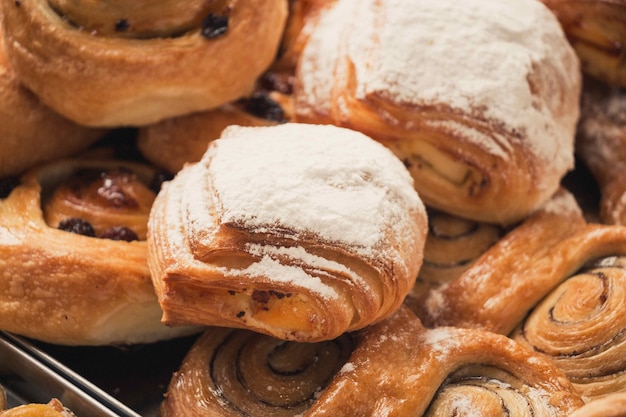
[404,208,504,317]
[569,393,626,417]
[0,399,75,417]
[424,189,626,400]
[148,123,428,342]
[0,0,288,127]
[576,79,626,226]
[0,29,105,177]
[0,154,197,345]
[137,96,287,174]
[162,306,584,416]
[540,0,626,87]
[293,0,581,225]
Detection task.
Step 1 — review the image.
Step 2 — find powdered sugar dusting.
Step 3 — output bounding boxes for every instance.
[203,123,424,256]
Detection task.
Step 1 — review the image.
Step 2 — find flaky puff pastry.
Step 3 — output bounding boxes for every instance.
[424,189,626,400]
[0,0,288,127]
[576,79,626,226]
[540,0,626,87]
[161,306,584,416]
[0,156,197,345]
[148,123,427,342]
[294,0,581,225]
[0,30,105,177]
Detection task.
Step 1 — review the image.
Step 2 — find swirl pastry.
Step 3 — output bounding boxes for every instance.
[576,79,626,226]
[540,0,626,87]
[293,0,581,225]
[569,393,626,417]
[162,306,584,416]
[0,154,196,345]
[404,208,504,318]
[0,29,105,177]
[147,123,428,342]
[0,0,288,127]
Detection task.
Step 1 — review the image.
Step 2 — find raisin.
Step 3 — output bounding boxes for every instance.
[201,13,228,39]
[149,170,174,194]
[0,176,19,199]
[58,218,96,237]
[240,92,286,122]
[99,226,138,242]
[115,19,129,32]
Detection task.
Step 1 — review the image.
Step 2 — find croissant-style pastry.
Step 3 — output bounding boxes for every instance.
[540,0,626,87]
[293,0,581,225]
[162,306,584,416]
[0,155,197,345]
[0,30,105,177]
[404,208,504,317]
[137,93,289,174]
[0,0,288,127]
[147,123,428,342]
[0,399,75,417]
[576,79,626,226]
[569,393,626,417]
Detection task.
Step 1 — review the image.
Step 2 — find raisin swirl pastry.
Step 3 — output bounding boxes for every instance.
[540,0,626,87]
[147,123,428,342]
[0,0,288,127]
[0,155,197,345]
[0,29,105,177]
[293,0,581,225]
[576,79,626,226]
[162,306,584,416]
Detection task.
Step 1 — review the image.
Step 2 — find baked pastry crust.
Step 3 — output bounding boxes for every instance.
[147,123,427,342]
[0,0,288,126]
[0,31,105,177]
[293,0,581,225]
[569,393,626,417]
[0,155,197,345]
[161,306,584,416]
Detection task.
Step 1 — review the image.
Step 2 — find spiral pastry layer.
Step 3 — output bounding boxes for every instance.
[293,0,581,225]
[569,393,626,417]
[540,0,626,87]
[0,155,197,345]
[163,306,584,416]
[0,0,288,126]
[147,123,428,342]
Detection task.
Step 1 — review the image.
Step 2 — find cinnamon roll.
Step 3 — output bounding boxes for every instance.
[147,123,428,342]
[0,0,288,127]
[576,79,626,226]
[162,306,584,416]
[540,0,626,87]
[0,29,105,177]
[293,0,581,225]
[0,154,197,345]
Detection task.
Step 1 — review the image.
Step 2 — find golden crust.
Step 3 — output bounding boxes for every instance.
[162,306,584,416]
[0,0,288,126]
[569,393,626,417]
[0,156,197,345]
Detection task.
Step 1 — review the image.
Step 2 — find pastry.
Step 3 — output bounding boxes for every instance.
[576,78,626,226]
[569,393,626,417]
[0,0,288,127]
[540,0,626,87]
[293,0,581,225]
[0,399,75,417]
[161,306,584,416]
[404,208,504,318]
[137,94,287,174]
[147,123,428,342]
[0,28,105,177]
[0,153,197,345]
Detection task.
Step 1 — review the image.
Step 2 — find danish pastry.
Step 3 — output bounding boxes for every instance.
[0,154,197,345]
[293,0,581,225]
[161,306,584,416]
[147,123,428,342]
[0,29,105,177]
[576,79,626,226]
[540,0,626,87]
[0,0,288,126]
